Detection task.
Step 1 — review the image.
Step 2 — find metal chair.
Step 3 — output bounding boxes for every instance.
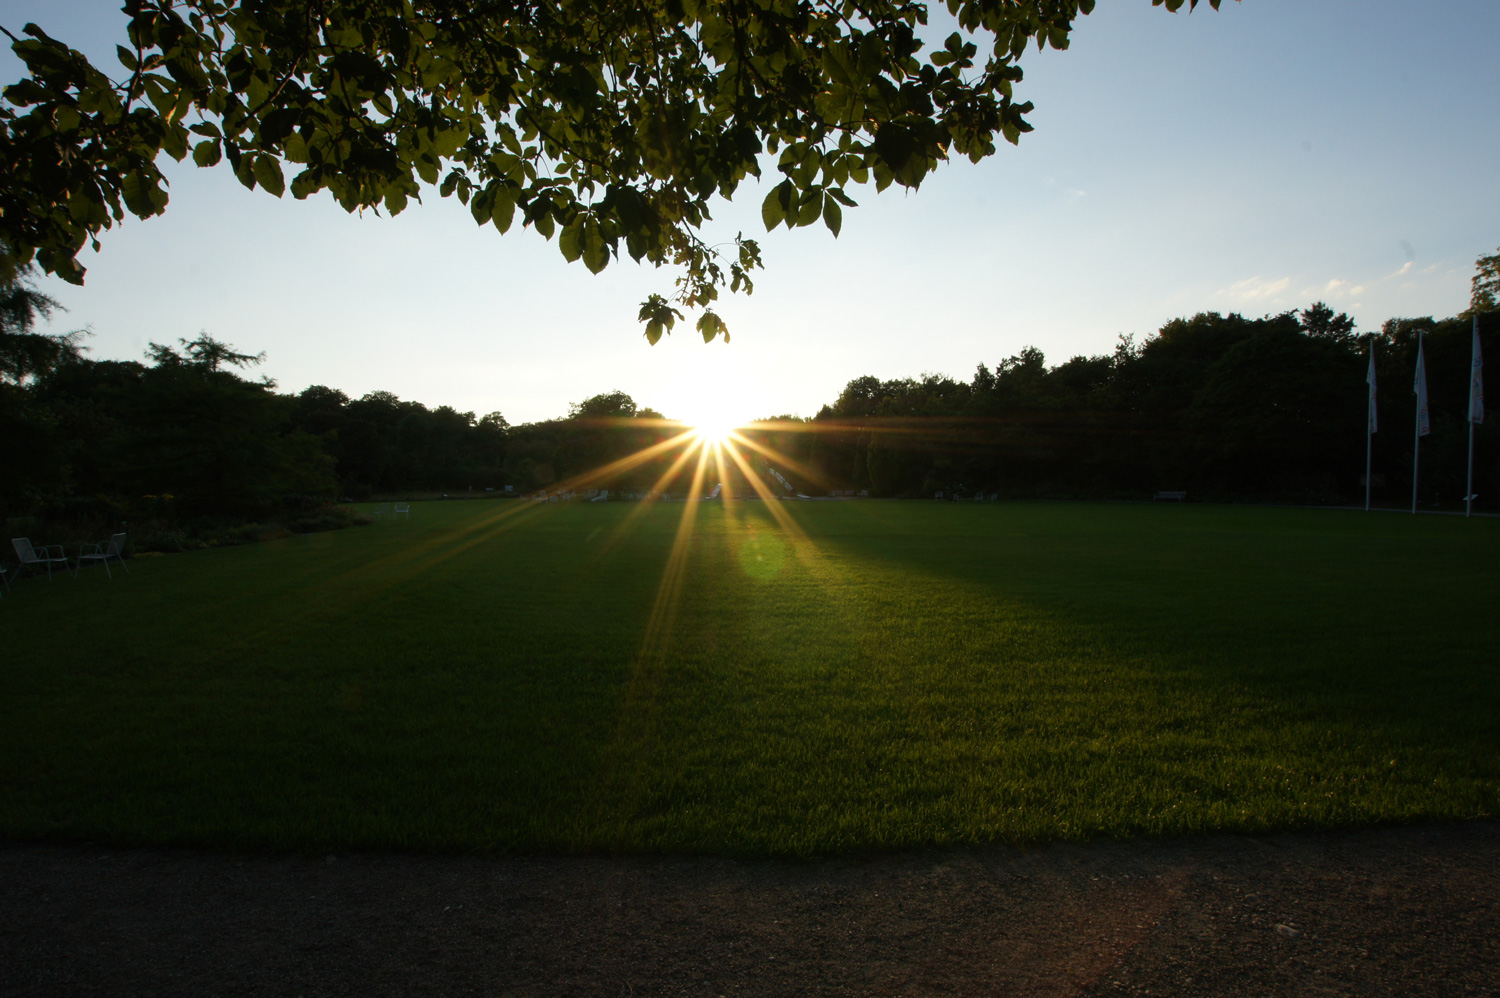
[11,537,71,582]
[75,532,130,579]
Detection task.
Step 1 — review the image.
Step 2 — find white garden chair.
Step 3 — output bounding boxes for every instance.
[11,537,70,582]
[75,532,130,579]
[393,502,410,519]
[372,502,392,520]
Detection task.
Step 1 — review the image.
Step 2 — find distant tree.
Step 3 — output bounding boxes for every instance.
[473,411,510,481]
[1183,325,1359,497]
[0,0,1229,340]
[146,333,267,373]
[1471,246,1500,315]
[1299,301,1358,346]
[128,341,332,514]
[569,391,637,420]
[0,265,86,384]
[293,384,351,437]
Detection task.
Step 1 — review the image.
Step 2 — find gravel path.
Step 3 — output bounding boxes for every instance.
[4,822,1497,997]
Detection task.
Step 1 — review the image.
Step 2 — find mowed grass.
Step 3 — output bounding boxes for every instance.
[2,499,1497,857]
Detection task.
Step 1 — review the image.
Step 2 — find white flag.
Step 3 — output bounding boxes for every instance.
[1366,343,1378,433]
[1414,335,1431,437]
[1470,317,1485,425]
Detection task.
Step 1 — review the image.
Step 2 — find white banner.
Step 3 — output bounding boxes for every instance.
[1414,335,1431,437]
[1470,317,1485,425]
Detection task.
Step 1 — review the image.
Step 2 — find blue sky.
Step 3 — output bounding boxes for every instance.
[3,0,1497,425]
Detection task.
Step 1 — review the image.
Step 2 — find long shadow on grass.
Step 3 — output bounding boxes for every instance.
[766,501,1500,845]
[4,500,1497,857]
[0,501,680,854]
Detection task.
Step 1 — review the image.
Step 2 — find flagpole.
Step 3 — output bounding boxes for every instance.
[1366,336,1377,512]
[1468,315,1484,518]
[1412,404,1420,515]
[1412,331,1423,515]
[1467,419,1475,518]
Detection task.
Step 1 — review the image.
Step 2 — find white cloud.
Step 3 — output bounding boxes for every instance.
[1385,261,1414,280]
[1221,275,1291,302]
[1306,279,1366,302]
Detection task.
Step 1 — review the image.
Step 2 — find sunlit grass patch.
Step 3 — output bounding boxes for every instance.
[1,500,1496,856]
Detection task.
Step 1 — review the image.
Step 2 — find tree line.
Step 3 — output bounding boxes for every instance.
[3,261,1497,544]
[785,303,1494,507]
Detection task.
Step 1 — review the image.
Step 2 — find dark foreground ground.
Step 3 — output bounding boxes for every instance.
[3,822,1497,997]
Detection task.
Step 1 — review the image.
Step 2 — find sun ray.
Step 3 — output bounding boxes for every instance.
[639,441,712,657]
[710,440,735,509]
[539,428,699,495]
[720,439,810,542]
[591,440,718,834]
[724,430,835,494]
[592,434,708,560]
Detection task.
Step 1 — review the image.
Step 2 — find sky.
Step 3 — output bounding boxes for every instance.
[2,0,1498,426]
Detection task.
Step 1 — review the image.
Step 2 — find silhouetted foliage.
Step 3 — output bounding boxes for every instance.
[0,0,1228,339]
[803,301,1495,508]
[3,291,1495,535]
[1469,247,1500,316]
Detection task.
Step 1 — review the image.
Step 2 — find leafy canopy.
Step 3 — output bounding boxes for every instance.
[0,265,87,384]
[1471,246,1500,316]
[0,0,1226,342]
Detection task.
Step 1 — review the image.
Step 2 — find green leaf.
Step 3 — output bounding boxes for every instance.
[559,217,583,262]
[823,194,842,237]
[161,124,189,162]
[795,191,822,227]
[582,224,609,274]
[289,168,320,200]
[121,171,162,218]
[492,187,517,234]
[192,139,221,168]
[697,310,725,343]
[253,155,284,197]
[638,293,683,345]
[874,123,914,171]
[761,185,785,231]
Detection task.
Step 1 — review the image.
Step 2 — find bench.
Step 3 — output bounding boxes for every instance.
[1153,491,1187,502]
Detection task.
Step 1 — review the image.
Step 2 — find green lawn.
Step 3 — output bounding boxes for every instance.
[2,499,1497,856]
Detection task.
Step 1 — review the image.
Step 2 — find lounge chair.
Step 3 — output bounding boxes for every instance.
[11,537,70,582]
[75,532,130,580]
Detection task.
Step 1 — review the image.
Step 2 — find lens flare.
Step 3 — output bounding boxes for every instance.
[690,417,741,446]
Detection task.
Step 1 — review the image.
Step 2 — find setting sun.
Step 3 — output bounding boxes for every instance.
[663,374,759,447]
[689,417,742,446]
